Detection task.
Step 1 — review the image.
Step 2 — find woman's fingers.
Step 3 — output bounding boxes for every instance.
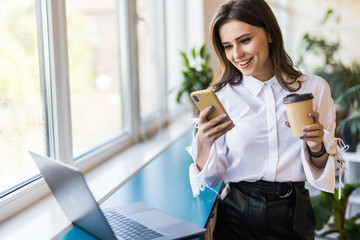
[302,112,323,136]
[309,111,319,123]
[206,118,233,137]
[285,111,324,150]
[301,111,324,149]
[202,114,232,136]
[197,106,233,145]
[199,106,214,124]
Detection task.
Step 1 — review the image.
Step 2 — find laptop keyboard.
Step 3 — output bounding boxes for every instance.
[104,210,164,240]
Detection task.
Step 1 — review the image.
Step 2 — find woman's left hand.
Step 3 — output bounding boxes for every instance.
[301,112,324,152]
[286,111,328,168]
[285,112,324,152]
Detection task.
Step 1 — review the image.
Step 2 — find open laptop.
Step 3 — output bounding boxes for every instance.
[29,151,206,240]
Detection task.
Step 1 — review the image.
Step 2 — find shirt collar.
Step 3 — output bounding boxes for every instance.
[242,75,282,96]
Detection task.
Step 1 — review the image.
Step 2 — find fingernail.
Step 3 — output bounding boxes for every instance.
[308,113,313,117]
[228,120,233,125]
[302,133,306,136]
[209,106,213,110]
[302,127,306,131]
[223,114,227,118]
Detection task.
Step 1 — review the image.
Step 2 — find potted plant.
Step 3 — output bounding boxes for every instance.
[334,63,360,150]
[297,9,360,151]
[311,182,360,240]
[176,43,213,105]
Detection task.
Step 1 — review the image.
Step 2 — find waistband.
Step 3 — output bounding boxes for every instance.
[230,180,309,238]
[232,180,305,198]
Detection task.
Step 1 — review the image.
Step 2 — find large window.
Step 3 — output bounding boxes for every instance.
[164,1,187,112]
[0,1,46,196]
[136,0,166,120]
[0,0,193,223]
[66,0,125,157]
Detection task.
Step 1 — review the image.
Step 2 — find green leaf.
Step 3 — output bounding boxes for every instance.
[337,111,360,137]
[311,194,333,230]
[320,8,334,24]
[336,85,360,109]
[343,213,360,240]
[180,52,189,68]
[199,44,205,58]
[176,88,184,103]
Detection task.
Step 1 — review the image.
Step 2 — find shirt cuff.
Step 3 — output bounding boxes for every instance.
[186,136,227,197]
[301,138,335,193]
[188,143,217,197]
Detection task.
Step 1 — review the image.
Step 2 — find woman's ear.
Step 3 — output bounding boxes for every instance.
[268,34,272,43]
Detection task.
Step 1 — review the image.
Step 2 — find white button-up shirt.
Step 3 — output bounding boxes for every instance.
[187,74,338,197]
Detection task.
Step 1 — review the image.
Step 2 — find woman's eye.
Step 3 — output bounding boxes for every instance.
[240,38,251,44]
[223,45,232,50]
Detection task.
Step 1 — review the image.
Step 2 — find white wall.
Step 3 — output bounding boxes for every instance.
[269,0,360,68]
[185,0,205,50]
[202,0,226,72]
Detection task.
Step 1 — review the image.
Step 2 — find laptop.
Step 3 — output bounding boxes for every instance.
[29,151,207,240]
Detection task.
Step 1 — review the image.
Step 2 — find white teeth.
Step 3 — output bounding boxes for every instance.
[239,58,251,65]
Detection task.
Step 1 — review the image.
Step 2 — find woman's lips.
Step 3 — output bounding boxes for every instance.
[238,57,253,68]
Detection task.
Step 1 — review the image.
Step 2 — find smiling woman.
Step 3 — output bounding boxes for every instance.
[187,0,342,239]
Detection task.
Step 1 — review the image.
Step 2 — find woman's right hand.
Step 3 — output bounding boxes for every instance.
[196,106,234,170]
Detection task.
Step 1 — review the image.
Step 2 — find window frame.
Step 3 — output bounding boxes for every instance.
[0,0,189,223]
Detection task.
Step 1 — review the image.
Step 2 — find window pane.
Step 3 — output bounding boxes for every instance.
[165,1,187,112]
[66,0,124,157]
[137,0,164,119]
[0,1,46,195]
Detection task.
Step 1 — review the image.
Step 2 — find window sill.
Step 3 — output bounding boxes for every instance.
[0,110,194,240]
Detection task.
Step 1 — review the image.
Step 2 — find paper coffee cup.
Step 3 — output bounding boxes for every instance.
[283,93,314,137]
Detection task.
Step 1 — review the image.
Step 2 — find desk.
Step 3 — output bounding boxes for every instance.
[59,131,219,239]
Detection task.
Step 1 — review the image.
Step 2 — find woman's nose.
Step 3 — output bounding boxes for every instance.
[233,45,244,60]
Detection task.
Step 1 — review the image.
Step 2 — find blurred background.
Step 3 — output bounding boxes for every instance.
[0,0,359,228]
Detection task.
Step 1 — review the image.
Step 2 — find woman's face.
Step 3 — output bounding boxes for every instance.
[219,19,274,81]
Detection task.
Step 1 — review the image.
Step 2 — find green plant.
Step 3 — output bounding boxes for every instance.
[298,8,360,240]
[176,43,213,103]
[297,9,340,71]
[335,63,360,137]
[297,9,360,140]
[311,182,360,240]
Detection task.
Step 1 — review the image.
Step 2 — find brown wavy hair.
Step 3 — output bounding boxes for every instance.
[210,0,301,92]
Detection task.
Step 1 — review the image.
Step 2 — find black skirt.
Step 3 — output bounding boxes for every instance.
[213,181,316,240]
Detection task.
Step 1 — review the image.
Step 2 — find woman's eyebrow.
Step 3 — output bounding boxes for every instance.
[222,33,251,45]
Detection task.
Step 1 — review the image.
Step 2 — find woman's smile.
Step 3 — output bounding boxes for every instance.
[237,57,253,68]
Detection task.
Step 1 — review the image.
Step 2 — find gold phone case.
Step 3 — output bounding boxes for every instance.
[190,89,234,128]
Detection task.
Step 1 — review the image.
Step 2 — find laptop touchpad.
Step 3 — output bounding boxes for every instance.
[128,209,183,229]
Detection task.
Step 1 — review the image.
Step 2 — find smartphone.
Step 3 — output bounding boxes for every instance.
[190,89,234,128]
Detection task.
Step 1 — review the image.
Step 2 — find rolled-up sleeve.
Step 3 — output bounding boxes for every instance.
[186,135,228,197]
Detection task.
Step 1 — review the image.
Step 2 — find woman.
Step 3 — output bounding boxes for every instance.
[186,0,342,239]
